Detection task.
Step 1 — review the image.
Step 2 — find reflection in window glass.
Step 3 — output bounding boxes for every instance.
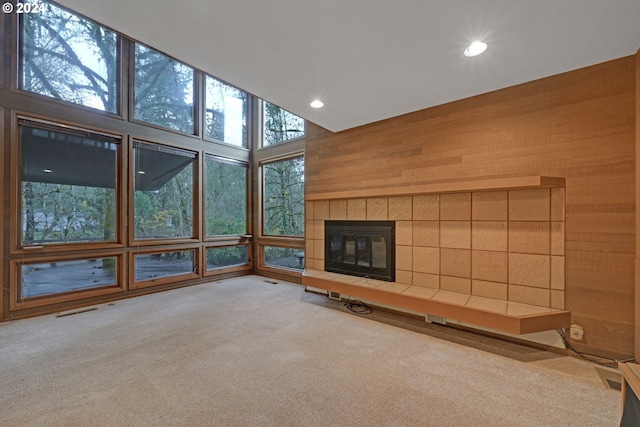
[264,247,304,270]
[263,102,305,146]
[20,123,118,245]
[133,142,195,240]
[206,246,248,270]
[134,250,195,281]
[21,257,117,298]
[134,43,194,133]
[21,1,118,113]
[263,156,304,236]
[205,76,247,147]
[205,157,247,236]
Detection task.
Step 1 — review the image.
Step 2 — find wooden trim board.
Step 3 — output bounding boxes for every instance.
[305,175,565,201]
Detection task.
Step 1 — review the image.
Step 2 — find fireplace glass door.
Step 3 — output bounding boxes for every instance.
[325,221,395,281]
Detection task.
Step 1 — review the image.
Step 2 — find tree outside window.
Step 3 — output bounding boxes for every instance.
[21,0,118,113]
[263,156,304,236]
[263,102,304,146]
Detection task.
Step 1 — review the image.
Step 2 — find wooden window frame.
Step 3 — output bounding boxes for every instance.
[10,113,126,255]
[129,245,201,290]
[128,137,201,247]
[9,251,125,310]
[203,242,252,277]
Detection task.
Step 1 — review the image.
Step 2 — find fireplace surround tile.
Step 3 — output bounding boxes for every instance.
[412,272,439,289]
[509,253,550,288]
[440,221,471,249]
[508,188,551,221]
[508,221,550,254]
[314,200,330,220]
[347,198,367,220]
[413,247,439,274]
[396,221,413,245]
[471,250,508,283]
[551,290,565,309]
[551,188,565,221]
[395,270,413,285]
[440,276,471,294]
[440,192,471,220]
[551,256,565,290]
[395,246,413,271]
[401,286,437,299]
[472,221,507,251]
[551,222,565,255]
[440,248,471,278]
[413,221,439,247]
[329,199,347,220]
[388,196,413,220]
[509,285,550,307]
[466,296,508,314]
[413,195,439,220]
[367,197,388,220]
[472,280,508,300]
[472,191,508,221]
[432,290,470,306]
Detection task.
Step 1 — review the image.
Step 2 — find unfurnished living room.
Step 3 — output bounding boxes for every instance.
[1,1,640,426]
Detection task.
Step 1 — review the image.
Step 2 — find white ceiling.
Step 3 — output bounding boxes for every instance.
[56,0,640,133]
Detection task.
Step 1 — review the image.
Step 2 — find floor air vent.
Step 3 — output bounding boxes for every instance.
[595,366,622,391]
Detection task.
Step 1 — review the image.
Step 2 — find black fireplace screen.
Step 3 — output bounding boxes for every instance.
[324,220,395,281]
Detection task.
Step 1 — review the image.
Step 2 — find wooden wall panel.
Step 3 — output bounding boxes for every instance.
[306,56,637,358]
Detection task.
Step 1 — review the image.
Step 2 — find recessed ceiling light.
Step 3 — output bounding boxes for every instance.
[138,170,146,174]
[43,169,53,173]
[310,99,324,109]
[464,41,487,57]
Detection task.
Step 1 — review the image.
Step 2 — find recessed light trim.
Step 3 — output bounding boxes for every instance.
[464,41,487,57]
[43,169,53,173]
[310,99,324,109]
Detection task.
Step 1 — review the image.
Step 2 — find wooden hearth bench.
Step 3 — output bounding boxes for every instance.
[302,269,571,335]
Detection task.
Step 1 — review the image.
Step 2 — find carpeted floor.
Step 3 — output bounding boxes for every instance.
[0,275,621,426]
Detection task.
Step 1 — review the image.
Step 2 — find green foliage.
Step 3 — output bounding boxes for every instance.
[134,165,194,239]
[22,182,115,244]
[134,43,194,133]
[205,158,247,236]
[206,246,248,269]
[263,157,304,236]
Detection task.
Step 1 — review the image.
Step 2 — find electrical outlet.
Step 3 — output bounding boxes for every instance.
[570,324,584,341]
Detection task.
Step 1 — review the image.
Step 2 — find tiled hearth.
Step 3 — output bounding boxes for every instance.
[305,188,565,310]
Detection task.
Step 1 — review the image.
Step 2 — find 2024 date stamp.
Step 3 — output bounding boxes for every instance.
[3,2,46,14]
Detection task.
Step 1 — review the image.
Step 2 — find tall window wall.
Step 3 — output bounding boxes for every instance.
[1,0,305,318]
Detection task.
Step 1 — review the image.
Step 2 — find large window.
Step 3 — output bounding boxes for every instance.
[20,1,119,113]
[206,245,249,270]
[263,102,305,146]
[133,43,195,134]
[263,156,304,236]
[133,142,196,240]
[205,156,248,236]
[205,76,247,147]
[19,121,119,246]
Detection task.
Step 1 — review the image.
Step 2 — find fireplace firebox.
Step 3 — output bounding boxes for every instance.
[324,220,395,281]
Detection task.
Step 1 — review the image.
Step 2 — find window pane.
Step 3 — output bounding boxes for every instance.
[134,43,194,133]
[20,123,118,245]
[21,257,117,298]
[205,76,247,147]
[206,246,248,270]
[21,1,118,113]
[264,246,304,270]
[205,157,247,236]
[263,157,304,236]
[133,142,195,240]
[134,250,195,281]
[263,102,305,146]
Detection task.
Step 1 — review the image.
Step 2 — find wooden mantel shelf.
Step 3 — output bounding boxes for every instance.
[305,175,565,201]
[302,269,571,335]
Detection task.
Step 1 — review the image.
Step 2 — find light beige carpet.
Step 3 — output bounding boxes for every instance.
[0,276,620,426]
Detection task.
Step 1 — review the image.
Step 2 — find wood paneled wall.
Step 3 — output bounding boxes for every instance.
[306,56,637,359]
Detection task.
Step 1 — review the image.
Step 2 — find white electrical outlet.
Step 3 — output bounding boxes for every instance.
[570,324,584,341]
